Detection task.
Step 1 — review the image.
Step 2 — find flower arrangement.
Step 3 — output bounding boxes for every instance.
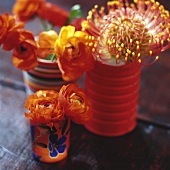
[25,83,93,162]
[12,0,83,30]
[0,0,95,82]
[24,84,92,128]
[80,0,170,136]
[82,0,170,65]
[1,0,170,82]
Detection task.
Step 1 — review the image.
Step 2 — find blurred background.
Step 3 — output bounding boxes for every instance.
[0,0,108,14]
[0,0,109,35]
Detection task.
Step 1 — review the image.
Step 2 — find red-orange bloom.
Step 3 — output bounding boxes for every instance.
[3,30,20,51]
[12,30,38,71]
[58,84,93,124]
[12,0,45,22]
[0,13,10,45]
[58,42,95,81]
[37,2,69,27]
[24,84,92,126]
[0,13,24,50]
[25,90,64,127]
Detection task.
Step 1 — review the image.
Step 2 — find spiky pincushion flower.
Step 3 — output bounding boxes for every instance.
[82,0,170,65]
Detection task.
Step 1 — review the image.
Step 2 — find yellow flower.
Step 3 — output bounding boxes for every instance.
[37,30,58,59]
[38,30,58,48]
[55,25,95,81]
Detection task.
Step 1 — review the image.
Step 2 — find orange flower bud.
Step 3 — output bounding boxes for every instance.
[37,2,69,27]
[12,0,45,22]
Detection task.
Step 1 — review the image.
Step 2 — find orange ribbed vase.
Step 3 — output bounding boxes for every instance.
[85,61,141,136]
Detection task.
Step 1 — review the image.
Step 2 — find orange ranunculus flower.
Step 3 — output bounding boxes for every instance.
[55,25,95,81]
[25,90,64,127]
[58,84,93,124]
[12,30,38,71]
[37,2,69,27]
[3,30,20,51]
[0,13,24,50]
[0,13,9,45]
[37,30,58,59]
[12,0,45,22]
[0,13,10,46]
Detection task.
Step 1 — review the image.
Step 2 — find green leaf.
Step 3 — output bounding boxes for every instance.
[66,4,84,25]
[44,53,57,61]
[39,17,54,31]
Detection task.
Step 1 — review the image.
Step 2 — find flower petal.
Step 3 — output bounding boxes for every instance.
[59,25,75,45]
[56,135,66,145]
[57,144,66,153]
[50,149,58,157]
[49,134,58,143]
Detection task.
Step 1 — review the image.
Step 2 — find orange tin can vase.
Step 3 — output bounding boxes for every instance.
[85,61,141,137]
[30,118,70,163]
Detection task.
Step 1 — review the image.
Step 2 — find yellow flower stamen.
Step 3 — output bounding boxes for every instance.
[99,50,102,54]
[149,50,152,54]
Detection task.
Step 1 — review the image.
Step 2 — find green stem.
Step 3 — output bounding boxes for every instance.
[39,17,48,31]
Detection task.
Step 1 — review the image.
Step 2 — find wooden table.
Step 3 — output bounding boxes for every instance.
[1,0,170,169]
